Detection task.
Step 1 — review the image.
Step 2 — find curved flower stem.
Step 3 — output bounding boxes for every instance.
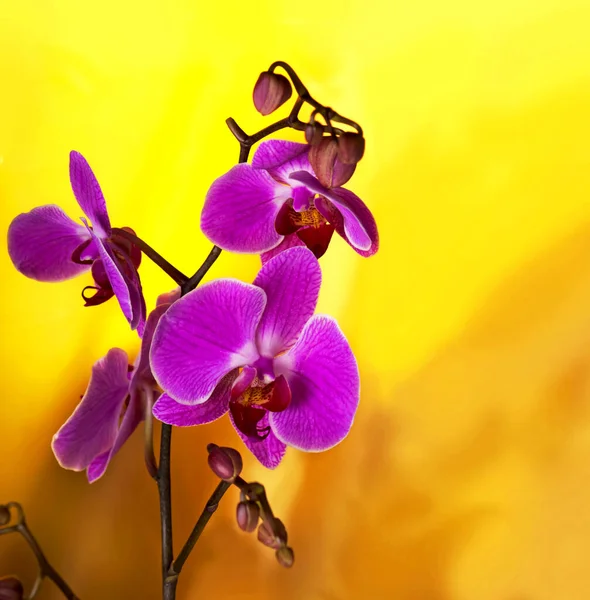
[111,227,188,286]
[180,245,223,296]
[144,388,158,480]
[269,60,363,136]
[0,503,79,599]
[158,424,175,600]
[168,480,231,581]
[158,62,324,599]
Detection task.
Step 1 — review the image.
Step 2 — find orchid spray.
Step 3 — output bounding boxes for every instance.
[1,62,378,599]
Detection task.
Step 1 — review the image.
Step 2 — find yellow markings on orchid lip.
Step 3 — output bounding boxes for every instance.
[287,205,327,229]
[236,380,274,407]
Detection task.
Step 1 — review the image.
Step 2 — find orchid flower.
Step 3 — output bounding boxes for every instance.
[7,151,146,333]
[200,140,379,260]
[52,302,168,482]
[150,247,360,468]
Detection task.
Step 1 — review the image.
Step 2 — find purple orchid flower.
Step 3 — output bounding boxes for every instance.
[51,301,169,482]
[7,151,146,333]
[200,139,379,260]
[150,247,360,469]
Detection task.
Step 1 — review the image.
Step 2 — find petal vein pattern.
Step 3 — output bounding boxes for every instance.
[271,315,360,451]
[150,279,266,405]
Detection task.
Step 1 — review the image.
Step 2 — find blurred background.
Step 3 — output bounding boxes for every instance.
[2,0,590,598]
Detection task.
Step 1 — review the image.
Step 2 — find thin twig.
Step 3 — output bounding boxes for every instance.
[170,481,231,577]
[112,227,188,285]
[0,503,79,599]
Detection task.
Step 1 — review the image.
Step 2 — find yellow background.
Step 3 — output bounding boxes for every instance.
[2,0,590,598]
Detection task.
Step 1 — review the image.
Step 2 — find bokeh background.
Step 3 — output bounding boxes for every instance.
[2,0,590,598]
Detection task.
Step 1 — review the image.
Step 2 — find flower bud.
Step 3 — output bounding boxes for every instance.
[257,518,287,549]
[275,546,295,568]
[236,501,260,533]
[207,445,243,482]
[309,137,356,188]
[305,122,324,146]
[0,506,10,526]
[253,72,292,116]
[337,132,365,165]
[0,577,24,600]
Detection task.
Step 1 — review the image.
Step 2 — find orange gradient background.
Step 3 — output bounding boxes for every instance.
[2,1,590,598]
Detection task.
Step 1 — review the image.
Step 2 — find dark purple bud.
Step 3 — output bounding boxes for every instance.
[236,501,260,533]
[275,546,295,568]
[257,518,288,549]
[0,577,24,600]
[337,132,365,165]
[0,506,10,526]
[253,72,292,116]
[305,122,324,146]
[309,137,356,188]
[207,445,243,482]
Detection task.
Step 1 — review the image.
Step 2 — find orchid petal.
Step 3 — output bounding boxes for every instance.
[85,222,146,332]
[260,233,306,265]
[130,304,169,392]
[153,369,237,426]
[254,247,321,357]
[252,139,313,184]
[271,316,359,451]
[318,188,379,256]
[7,205,92,282]
[290,171,378,254]
[201,164,286,253]
[252,140,309,172]
[150,279,265,405]
[52,348,130,471]
[154,369,237,426]
[69,151,111,237]
[229,410,286,469]
[86,388,144,483]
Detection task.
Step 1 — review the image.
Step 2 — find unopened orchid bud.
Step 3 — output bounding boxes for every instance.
[257,518,287,549]
[275,546,295,568]
[253,72,292,116]
[0,506,10,526]
[309,137,356,188]
[236,501,260,533]
[337,132,365,165]
[0,577,24,600]
[305,122,324,146]
[207,445,243,482]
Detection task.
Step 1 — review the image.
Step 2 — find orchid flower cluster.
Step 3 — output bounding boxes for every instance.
[2,62,378,600]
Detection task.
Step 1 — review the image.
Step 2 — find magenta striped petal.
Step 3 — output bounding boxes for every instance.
[86,387,144,483]
[152,370,238,426]
[69,151,111,237]
[252,140,312,184]
[7,205,92,282]
[201,164,287,253]
[150,280,265,405]
[289,171,378,255]
[271,316,359,451]
[85,221,146,332]
[52,348,130,472]
[254,247,321,357]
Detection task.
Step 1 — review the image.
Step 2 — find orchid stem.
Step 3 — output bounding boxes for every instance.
[0,502,79,599]
[169,480,231,578]
[156,62,321,599]
[180,245,222,296]
[158,424,175,600]
[144,388,158,480]
[112,227,188,286]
